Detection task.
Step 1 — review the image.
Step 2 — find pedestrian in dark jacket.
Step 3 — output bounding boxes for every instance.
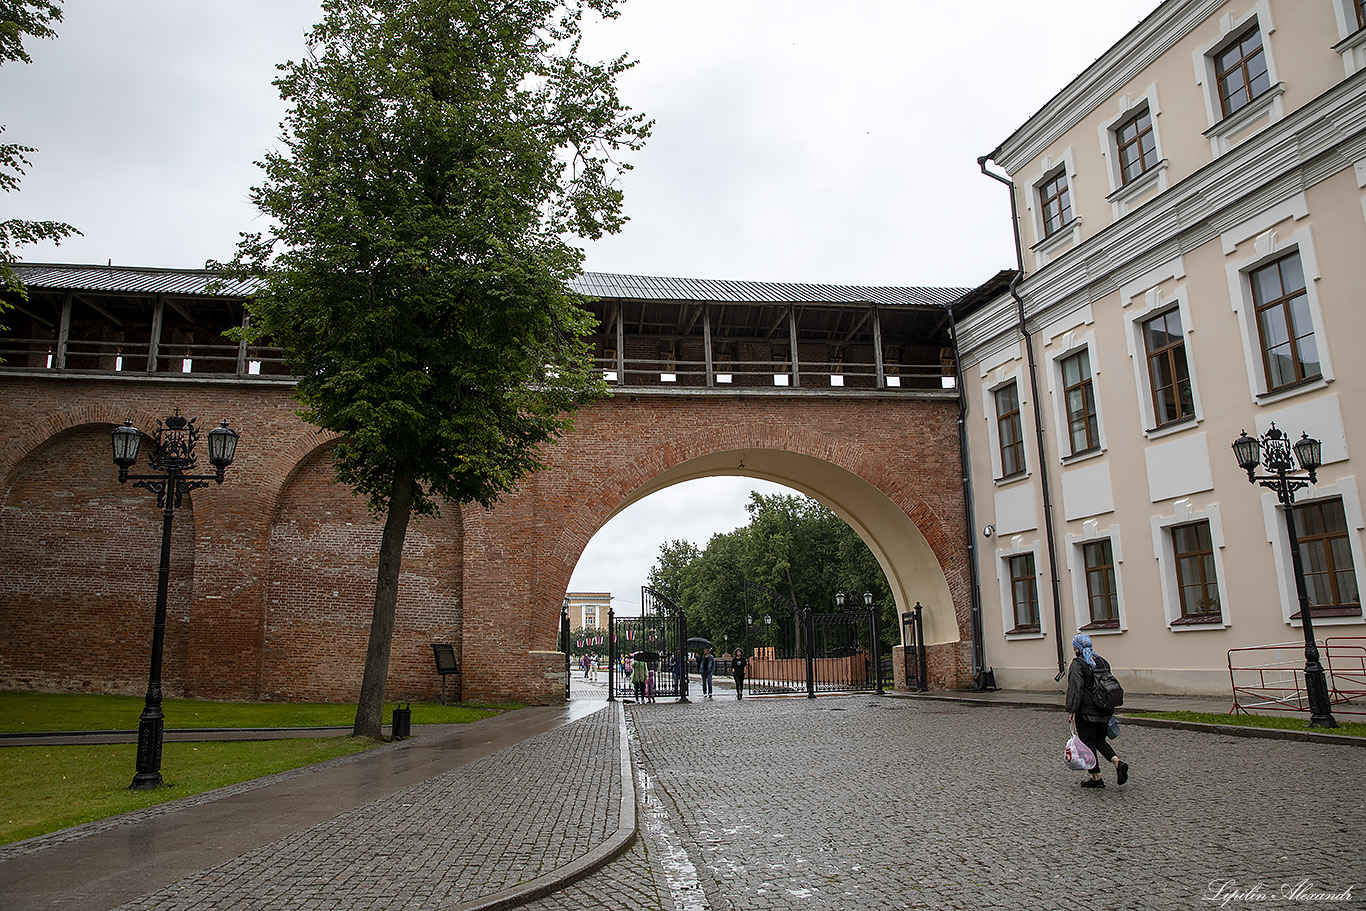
[1065,633,1129,789]
[700,648,716,697]
[732,649,748,699]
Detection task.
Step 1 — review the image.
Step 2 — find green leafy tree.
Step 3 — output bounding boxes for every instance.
[222,0,650,737]
[1,1,80,306]
[646,539,700,606]
[648,491,898,654]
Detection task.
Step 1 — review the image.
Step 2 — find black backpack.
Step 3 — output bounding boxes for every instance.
[1088,662,1125,711]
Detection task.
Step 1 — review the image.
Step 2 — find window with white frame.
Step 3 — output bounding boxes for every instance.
[1026,150,1080,266]
[1215,23,1271,117]
[1060,349,1099,456]
[1152,502,1232,630]
[1006,552,1041,633]
[1172,521,1222,623]
[1067,524,1125,634]
[1193,2,1284,155]
[1225,221,1332,403]
[1329,0,1366,76]
[995,381,1026,480]
[1081,538,1120,628]
[1258,478,1366,628]
[1251,252,1320,392]
[1291,498,1361,618]
[1114,107,1159,187]
[1098,86,1168,218]
[1142,308,1196,428]
[1037,168,1073,239]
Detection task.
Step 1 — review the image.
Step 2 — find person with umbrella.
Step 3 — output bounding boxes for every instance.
[700,646,716,698]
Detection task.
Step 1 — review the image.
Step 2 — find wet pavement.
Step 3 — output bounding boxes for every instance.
[542,681,1366,911]
[1,677,1362,911]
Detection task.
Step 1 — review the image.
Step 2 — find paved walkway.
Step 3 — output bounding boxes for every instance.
[0,684,630,911]
[1,680,1361,911]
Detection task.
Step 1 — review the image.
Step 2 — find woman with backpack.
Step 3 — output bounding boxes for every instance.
[1065,633,1129,789]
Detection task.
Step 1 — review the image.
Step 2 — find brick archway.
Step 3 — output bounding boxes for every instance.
[458,393,972,702]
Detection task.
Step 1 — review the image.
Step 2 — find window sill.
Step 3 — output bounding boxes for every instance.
[995,470,1031,487]
[1204,84,1284,154]
[1333,25,1366,57]
[1031,218,1081,257]
[1106,160,1168,214]
[1060,446,1105,467]
[1080,620,1121,632]
[1256,374,1328,405]
[1005,625,1043,639]
[1170,613,1224,626]
[1290,607,1363,620]
[1144,415,1199,440]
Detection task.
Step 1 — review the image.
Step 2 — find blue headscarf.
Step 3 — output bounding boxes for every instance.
[1072,633,1096,667]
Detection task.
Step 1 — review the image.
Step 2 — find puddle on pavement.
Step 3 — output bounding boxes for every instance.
[630,733,711,911]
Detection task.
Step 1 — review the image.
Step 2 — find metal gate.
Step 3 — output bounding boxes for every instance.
[559,600,571,701]
[902,601,927,692]
[742,582,884,697]
[609,586,689,702]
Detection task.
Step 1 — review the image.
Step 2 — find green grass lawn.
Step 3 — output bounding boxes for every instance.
[0,691,513,733]
[0,692,521,846]
[0,737,373,845]
[1126,708,1366,737]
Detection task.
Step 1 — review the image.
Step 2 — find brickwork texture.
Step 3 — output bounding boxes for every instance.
[0,374,972,704]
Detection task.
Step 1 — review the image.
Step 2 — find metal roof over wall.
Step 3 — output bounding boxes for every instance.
[11,263,260,298]
[13,263,967,309]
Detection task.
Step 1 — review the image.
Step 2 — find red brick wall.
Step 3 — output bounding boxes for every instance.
[0,424,195,695]
[0,375,971,705]
[458,394,974,701]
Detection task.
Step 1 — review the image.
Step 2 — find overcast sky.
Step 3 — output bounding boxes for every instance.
[2,0,1159,611]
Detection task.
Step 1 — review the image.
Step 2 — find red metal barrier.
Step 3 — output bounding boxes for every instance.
[1228,638,1366,716]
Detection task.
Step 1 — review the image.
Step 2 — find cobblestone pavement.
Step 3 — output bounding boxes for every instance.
[111,707,622,911]
[547,694,1365,911]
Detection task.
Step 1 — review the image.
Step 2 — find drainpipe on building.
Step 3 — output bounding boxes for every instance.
[943,300,989,688]
[978,155,1068,681]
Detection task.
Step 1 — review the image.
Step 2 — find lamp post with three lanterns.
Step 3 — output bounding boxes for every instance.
[111,410,240,789]
[1231,423,1337,728]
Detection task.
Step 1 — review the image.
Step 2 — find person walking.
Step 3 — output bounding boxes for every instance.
[631,655,647,702]
[700,647,716,698]
[731,648,748,699]
[1065,633,1129,789]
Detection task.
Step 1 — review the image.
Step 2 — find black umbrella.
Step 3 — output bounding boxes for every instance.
[686,637,714,650]
[630,650,661,663]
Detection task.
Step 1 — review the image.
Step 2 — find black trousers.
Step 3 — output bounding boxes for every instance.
[1076,716,1116,773]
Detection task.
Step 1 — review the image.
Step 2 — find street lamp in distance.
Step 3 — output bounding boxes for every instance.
[1231,423,1336,728]
[111,410,240,789]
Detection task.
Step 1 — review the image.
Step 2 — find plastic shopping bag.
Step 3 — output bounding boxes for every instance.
[1064,726,1096,771]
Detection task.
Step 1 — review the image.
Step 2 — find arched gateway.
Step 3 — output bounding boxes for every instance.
[0,264,981,704]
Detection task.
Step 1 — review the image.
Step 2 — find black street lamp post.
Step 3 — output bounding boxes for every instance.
[1231,423,1337,728]
[863,591,884,696]
[111,410,240,789]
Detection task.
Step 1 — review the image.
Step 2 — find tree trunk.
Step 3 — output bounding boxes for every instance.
[352,469,416,739]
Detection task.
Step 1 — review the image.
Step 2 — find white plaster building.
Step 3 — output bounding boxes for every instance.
[958,0,1366,695]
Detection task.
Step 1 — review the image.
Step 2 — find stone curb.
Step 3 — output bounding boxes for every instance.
[440,701,638,911]
[885,690,1365,747]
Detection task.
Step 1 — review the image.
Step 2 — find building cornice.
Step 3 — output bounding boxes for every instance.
[959,70,1366,362]
[992,0,1221,173]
